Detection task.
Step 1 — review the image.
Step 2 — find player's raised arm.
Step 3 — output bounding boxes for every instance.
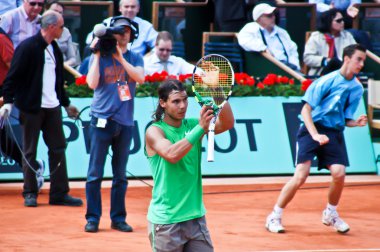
[215,102,234,135]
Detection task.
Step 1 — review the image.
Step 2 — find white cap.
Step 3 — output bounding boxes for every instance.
[253,3,276,21]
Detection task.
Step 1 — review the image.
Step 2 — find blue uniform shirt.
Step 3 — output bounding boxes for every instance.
[302,70,363,131]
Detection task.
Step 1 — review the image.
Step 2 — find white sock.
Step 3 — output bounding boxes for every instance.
[326,203,337,213]
[273,204,283,216]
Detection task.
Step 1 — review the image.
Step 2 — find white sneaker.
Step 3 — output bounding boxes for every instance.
[36,159,45,193]
[322,210,350,233]
[266,212,285,233]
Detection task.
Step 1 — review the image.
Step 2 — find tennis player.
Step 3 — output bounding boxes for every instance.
[266,44,368,234]
[144,79,234,251]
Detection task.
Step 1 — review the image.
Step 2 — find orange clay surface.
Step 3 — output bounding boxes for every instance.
[0,175,380,252]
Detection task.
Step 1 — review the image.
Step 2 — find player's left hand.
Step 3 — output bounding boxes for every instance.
[65,105,79,119]
[356,114,368,126]
[199,105,214,132]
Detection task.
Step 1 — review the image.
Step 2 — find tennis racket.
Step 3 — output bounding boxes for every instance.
[192,54,234,162]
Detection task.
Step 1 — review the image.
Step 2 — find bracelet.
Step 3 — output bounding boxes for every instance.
[185,125,205,145]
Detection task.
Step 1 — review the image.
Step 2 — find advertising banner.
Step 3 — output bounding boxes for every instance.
[0,97,376,181]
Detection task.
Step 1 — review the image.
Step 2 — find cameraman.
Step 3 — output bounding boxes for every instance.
[84,16,144,233]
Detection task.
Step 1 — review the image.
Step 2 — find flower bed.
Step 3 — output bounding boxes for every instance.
[65,71,313,98]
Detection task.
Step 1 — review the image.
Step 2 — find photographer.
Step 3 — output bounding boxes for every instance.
[84,16,144,233]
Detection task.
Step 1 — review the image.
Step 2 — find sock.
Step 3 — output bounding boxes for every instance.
[273,204,283,216]
[326,203,337,214]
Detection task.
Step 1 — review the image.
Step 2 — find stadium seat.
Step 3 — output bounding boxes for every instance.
[172,41,185,58]
[204,42,244,72]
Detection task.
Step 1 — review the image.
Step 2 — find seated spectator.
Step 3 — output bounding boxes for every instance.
[144,31,194,76]
[237,3,301,71]
[309,0,361,14]
[0,0,20,15]
[304,8,356,76]
[47,1,80,67]
[309,0,372,50]
[0,0,43,48]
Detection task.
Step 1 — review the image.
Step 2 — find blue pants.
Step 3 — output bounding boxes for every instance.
[85,116,133,223]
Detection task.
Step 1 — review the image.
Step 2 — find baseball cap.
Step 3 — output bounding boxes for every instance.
[253,3,276,21]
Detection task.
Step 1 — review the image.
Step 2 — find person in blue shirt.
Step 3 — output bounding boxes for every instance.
[84,16,144,233]
[266,44,368,234]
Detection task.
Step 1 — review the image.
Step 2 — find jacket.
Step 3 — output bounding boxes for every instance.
[3,31,70,113]
[303,30,356,76]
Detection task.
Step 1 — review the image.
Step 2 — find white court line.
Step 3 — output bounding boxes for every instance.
[253,249,380,252]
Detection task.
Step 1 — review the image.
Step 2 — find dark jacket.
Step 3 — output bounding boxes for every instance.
[3,31,70,113]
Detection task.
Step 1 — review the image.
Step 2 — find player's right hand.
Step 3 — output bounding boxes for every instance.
[312,134,329,145]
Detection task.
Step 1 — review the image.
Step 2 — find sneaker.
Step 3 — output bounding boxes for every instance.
[49,194,83,206]
[266,212,285,233]
[322,210,350,233]
[36,159,45,193]
[24,193,37,207]
[111,222,133,232]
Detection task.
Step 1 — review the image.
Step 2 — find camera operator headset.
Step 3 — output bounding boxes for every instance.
[84,16,144,232]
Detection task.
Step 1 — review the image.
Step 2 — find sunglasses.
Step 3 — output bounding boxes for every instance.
[158,48,172,52]
[334,18,344,23]
[29,1,44,7]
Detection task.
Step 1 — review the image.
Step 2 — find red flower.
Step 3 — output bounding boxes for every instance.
[257,82,265,89]
[279,76,289,84]
[289,78,295,85]
[179,73,192,82]
[234,73,255,86]
[262,73,277,85]
[75,75,87,86]
[301,79,313,91]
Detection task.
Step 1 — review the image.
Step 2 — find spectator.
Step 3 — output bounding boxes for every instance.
[0,10,83,208]
[309,0,361,14]
[0,24,45,192]
[237,3,301,71]
[0,27,13,86]
[0,0,43,48]
[84,16,144,233]
[0,0,22,15]
[47,1,80,67]
[85,0,158,57]
[144,31,194,76]
[213,0,247,32]
[304,9,356,76]
[308,0,372,49]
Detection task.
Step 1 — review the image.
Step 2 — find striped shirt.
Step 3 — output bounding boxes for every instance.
[0,5,40,48]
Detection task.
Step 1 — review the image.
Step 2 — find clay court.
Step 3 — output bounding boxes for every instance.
[1,175,380,252]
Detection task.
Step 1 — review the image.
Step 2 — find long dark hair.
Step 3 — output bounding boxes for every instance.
[152,79,186,122]
[317,8,342,34]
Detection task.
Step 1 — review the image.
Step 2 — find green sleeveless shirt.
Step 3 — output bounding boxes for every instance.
[145,118,206,224]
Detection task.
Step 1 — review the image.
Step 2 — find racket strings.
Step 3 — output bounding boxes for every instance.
[193,56,233,105]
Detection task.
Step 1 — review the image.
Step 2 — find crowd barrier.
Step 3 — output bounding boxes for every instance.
[0,97,376,181]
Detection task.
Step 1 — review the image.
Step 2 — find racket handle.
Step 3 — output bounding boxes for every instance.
[207,126,215,162]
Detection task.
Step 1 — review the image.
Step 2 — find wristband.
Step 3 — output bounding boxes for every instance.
[185,124,205,145]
